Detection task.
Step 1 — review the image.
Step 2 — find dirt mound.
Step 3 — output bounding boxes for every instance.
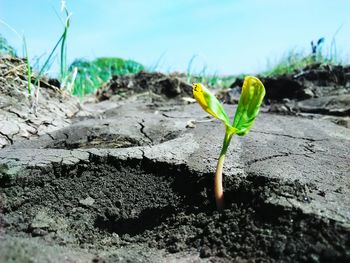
[1,101,350,262]
[218,63,350,127]
[225,63,350,101]
[95,71,192,101]
[0,55,80,148]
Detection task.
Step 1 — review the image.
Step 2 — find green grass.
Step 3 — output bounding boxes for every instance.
[189,74,236,90]
[0,2,71,98]
[0,30,144,97]
[2,22,346,97]
[186,55,236,89]
[263,51,343,77]
[0,34,17,56]
[59,5,71,84]
[263,50,317,76]
[263,38,344,77]
[23,37,32,95]
[69,57,144,96]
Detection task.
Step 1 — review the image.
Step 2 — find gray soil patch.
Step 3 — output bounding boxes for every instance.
[0,55,80,149]
[1,101,350,262]
[1,57,350,261]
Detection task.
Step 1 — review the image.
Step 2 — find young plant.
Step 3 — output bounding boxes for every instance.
[193,76,265,210]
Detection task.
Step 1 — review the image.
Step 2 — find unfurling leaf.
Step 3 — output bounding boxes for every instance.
[192,77,265,210]
[192,83,231,127]
[232,76,265,136]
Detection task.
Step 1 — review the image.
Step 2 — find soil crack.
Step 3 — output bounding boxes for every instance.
[0,131,13,145]
[8,109,23,119]
[251,130,325,142]
[138,120,153,144]
[47,133,55,141]
[246,152,290,166]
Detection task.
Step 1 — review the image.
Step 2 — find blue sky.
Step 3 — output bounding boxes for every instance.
[1,0,349,75]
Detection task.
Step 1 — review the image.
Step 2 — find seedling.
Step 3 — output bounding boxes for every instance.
[193,76,265,210]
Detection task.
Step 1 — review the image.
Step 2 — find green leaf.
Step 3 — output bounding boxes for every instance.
[193,83,231,127]
[232,76,265,136]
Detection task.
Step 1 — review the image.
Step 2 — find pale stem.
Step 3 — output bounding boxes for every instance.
[214,129,232,210]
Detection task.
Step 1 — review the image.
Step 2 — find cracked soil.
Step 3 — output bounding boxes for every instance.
[0,59,350,262]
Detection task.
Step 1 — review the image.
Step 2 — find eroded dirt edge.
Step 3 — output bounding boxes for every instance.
[0,144,349,262]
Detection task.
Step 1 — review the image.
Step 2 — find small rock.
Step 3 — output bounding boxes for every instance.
[79,196,95,207]
[303,88,314,98]
[186,120,196,128]
[181,97,196,103]
[31,228,48,237]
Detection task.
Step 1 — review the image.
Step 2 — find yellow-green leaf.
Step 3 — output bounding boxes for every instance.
[232,76,265,136]
[192,83,231,127]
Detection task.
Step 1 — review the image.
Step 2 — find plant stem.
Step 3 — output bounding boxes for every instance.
[214,128,233,210]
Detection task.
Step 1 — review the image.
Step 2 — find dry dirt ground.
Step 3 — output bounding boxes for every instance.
[0,57,349,262]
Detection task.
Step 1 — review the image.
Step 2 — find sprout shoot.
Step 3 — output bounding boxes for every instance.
[193,77,265,210]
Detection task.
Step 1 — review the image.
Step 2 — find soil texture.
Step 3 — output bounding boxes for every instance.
[1,56,350,262]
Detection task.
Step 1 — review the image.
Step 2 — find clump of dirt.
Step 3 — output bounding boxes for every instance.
[96,71,192,101]
[224,63,350,102]
[0,55,80,148]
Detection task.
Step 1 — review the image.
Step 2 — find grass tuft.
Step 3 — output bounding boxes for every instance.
[0,34,17,56]
[69,57,144,96]
[263,37,344,77]
[186,55,235,89]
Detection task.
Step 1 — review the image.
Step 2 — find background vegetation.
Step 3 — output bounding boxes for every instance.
[0,34,16,56]
[69,58,144,96]
[0,32,346,97]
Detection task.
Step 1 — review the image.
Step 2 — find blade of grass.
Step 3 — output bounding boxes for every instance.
[60,9,71,81]
[187,54,198,83]
[23,36,32,95]
[33,33,64,86]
